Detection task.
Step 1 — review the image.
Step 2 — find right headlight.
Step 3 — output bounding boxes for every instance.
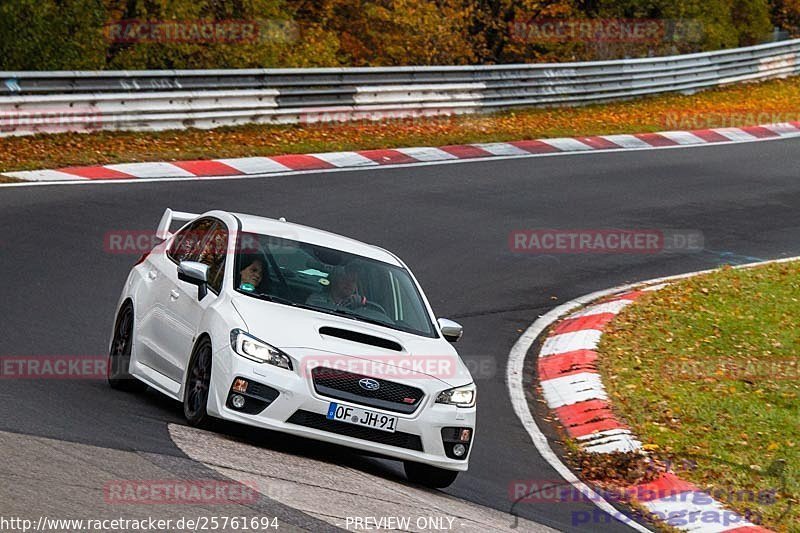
[230,329,292,370]
[436,383,476,408]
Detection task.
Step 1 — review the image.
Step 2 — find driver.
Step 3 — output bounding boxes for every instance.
[306,265,366,308]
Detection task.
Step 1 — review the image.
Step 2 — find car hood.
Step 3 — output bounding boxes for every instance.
[231,295,470,387]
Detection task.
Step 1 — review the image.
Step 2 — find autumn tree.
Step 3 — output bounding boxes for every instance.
[595,0,772,52]
[0,0,786,69]
[468,0,578,63]
[104,0,341,69]
[306,0,478,65]
[769,0,800,36]
[0,0,107,70]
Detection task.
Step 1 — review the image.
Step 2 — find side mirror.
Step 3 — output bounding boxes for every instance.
[178,261,209,300]
[437,318,463,343]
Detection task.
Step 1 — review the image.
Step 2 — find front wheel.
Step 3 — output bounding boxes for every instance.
[184,337,214,428]
[108,303,146,392]
[403,461,459,488]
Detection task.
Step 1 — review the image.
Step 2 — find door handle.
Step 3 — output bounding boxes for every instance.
[170,290,180,300]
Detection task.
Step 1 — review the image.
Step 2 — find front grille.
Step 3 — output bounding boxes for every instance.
[311,366,425,414]
[286,410,423,451]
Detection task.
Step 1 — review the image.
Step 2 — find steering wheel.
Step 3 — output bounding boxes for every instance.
[363,300,388,316]
[263,252,290,294]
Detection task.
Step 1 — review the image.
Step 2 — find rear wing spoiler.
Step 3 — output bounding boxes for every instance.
[155,208,199,241]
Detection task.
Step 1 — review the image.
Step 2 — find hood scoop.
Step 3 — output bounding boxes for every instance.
[319,326,403,352]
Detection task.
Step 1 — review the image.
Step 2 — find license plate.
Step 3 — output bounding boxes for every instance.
[326,402,397,433]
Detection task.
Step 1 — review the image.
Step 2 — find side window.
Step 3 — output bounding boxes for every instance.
[168,218,216,263]
[197,222,227,294]
[167,218,227,294]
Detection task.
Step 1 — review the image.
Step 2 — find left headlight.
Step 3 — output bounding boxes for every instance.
[436,383,476,408]
[230,329,292,370]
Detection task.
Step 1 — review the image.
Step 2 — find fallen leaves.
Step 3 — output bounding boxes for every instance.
[572,450,664,485]
[596,260,800,530]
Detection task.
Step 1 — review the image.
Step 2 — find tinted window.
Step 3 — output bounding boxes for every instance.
[167,218,227,294]
[197,222,227,293]
[168,218,216,263]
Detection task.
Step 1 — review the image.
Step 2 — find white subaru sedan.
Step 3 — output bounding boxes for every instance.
[108,209,476,487]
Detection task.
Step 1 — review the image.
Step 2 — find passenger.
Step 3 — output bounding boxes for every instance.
[238,255,266,293]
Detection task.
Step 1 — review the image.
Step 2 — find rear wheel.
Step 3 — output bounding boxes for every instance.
[108,303,146,392]
[403,461,459,488]
[184,337,214,428]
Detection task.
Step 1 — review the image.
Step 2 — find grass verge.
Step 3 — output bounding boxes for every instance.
[599,261,800,531]
[1,75,799,172]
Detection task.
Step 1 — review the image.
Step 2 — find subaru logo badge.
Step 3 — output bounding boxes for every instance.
[358,378,380,391]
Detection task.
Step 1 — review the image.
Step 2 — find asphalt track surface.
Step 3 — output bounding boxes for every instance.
[1,138,799,531]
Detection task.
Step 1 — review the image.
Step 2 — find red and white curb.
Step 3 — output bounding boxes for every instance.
[518,259,800,533]
[538,288,651,454]
[538,286,771,531]
[3,122,800,183]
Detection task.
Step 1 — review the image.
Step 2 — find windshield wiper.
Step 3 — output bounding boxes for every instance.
[261,296,341,317]
[258,294,298,306]
[252,293,299,306]
[249,294,405,333]
[327,307,394,329]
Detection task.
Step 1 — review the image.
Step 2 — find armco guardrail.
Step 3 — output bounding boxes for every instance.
[1,39,798,136]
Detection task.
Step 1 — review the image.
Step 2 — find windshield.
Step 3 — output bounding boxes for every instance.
[233,232,436,338]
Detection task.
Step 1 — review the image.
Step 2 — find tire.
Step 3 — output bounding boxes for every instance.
[403,461,459,489]
[183,336,214,428]
[108,303,146,392]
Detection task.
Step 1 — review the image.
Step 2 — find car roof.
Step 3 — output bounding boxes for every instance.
[230,212,402,266]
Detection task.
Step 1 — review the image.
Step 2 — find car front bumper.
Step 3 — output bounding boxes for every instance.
[207,346,476,471]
